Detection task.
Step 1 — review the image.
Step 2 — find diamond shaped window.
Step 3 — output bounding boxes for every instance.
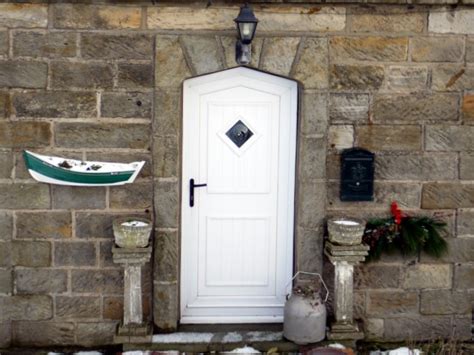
[226,120,254,148]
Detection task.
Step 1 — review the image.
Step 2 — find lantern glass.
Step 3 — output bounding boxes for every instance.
[238,22,257,44]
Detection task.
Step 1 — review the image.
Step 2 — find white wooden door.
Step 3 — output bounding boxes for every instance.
[181,67,297,324]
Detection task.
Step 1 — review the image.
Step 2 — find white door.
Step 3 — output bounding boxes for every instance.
[181,67,297,324]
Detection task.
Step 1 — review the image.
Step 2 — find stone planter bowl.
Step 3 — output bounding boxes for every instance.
[113,217,152,248]
[327,217,366,246]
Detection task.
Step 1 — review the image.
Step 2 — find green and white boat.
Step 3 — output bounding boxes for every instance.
[23,150,145,187]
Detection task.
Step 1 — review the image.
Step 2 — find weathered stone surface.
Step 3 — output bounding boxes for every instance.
[386,66,429,91]
[457,209,474,236]
[376,153,457,181]
[293,37,328,89]
[421,290,471,315]
[356,125,422,151]
[154,230,178,282]
[411,36,464,62]
[0,183,49,209]
[99,240,115,268]
[153,281,178,331]
[154,89,180,135]
[0,4,47,28]
[365,318,384,340]
[432,65,474,91]
[427,125,474,151]
[13,91,96,118]
[154,181,179,228]
[85,151,152,179]
[81,33,152,60]
[55,122,150,149]
[0,295,52,321]
[76,322,117,346]
[0,91,9,118]
[54,242,96,267]
[155,36,191,88]
[117,63,153,89]
[422,182,474,209]
[56,296,100,318]
[260,37,300,76]
[76,213,114,239]
[330,64,384,91]
[13,32,76,58]
[429,8,474,34]
[72,270,123,293]
[351,7,425,33]
[454,264,474,289]
[297,181,325,229]
[0,212,12,241]
[12,321,74,346]
[403,264,451,289]
[330,36,408,62]
[354,265,400,289]
[328,125,353,151]
[0,242,10,267]
[15,269,67,294]
[0,31,7,56]
[101,92,152,119]
[103,296,122,320]
[0,121,50,148]
[329,93,369,123]
[425,237,474,263]
[12,241,50,267]
[52,186,106,210]
[0,269,11,294]
[301,92,328,136]
[0,322,10,348]
[298,136,326,180]
[0,151,12,179]
[463,94,474,122]
[467,37,474,62]
[51,62,114,89]
[181,36,223,75]
[16,211,71,239]
[153,136,179,178]
[384,315,458,341]
[53,4,141,29]
[220,36,263,68]
[0,61,47,88]
[367,291,418,316]
[110,182,153,209]
[296,227,324,274]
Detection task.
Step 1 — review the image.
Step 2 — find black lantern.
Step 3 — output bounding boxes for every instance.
[234,3,258,65]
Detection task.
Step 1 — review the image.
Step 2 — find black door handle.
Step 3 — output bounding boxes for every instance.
[190,178,207,207]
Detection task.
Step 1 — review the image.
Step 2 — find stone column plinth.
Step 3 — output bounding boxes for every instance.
[112,246,152,344]
[324,241,369,342]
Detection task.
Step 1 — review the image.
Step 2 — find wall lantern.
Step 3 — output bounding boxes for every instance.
[234,3,258,65]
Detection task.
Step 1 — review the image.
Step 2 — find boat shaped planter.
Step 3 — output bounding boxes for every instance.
[23,150,145,187]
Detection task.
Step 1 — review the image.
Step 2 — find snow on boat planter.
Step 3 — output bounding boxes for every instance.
[23,150,146,187]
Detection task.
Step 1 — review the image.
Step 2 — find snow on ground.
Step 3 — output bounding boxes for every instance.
[152,331,214,343]
[370,347,422,355]
[227,346,261,353]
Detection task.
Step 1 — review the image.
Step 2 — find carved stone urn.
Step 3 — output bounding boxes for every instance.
[327,218,365,246]
[113,217,152,248]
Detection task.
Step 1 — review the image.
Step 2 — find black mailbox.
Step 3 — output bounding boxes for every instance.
[340,148,374,201]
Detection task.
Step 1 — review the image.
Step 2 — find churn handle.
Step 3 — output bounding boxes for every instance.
[285,271,329,303]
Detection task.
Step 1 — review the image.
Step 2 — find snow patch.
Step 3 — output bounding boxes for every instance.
[228,346,261,353]
[222,331,244,343]
[152,332,214,343]
[333,220,359,226]
[245,331,283,342]
[370,348,422,355]
[122,220,149,227]
[74,352,103,355]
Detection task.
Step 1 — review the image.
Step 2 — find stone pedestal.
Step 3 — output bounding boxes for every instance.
[324,242,369,342]
[112,246,152,343]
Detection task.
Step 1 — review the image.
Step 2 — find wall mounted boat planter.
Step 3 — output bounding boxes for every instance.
[23,150,145,187]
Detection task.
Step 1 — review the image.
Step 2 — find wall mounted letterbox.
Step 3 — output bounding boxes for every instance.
[340,148,375,201]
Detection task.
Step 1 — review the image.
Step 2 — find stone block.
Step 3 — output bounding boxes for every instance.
[155,36,191,88]
[13,91,96,118]
[463,94,474,122]
[154,180,179,228]
[432,65,474,91]
[220,36,263,69]
[421,290,471,315]
[330,36,408,62]
[356,125,422,151]
[0,242,10,267]
[373,93,459,123]
[76,213,114,239]
[51,61,114,89]
[154,230,178,282]
[153,136,179,178]
[16,211,72,239]
[0,295,52,321]
[424,237,474,263]
[330,64,384,91]
[52,185,106,210]
[99,240,115,268]
[101,92,151,119]
[296,227,324,274]
[293,37,328,90]
[55,122,150,149]
[76,322,117,347]
[403,263,451,289]
[72,269,123,294]
[328,125,353,151]
[181,36,223,75]
[0,91,10,119]
[384,315,457,341]
[0,31,7,56]
[13,31,76,58]
[457,209,474,236]
[15,269,67,294]
[0,212,12,241]
[454,264,474,289]
[427,125,474,151]
[0,269,11,294]
[154,88,180,135]
[0,60,47,88]
[300,92,328,136]
[351,7,425,33]
[429,8,474,34]
[0,4,47,28]
[329,93,369,123]
[367,291,418,316]
[296,181,325,229]
[85,151,152,179]
[467,37,474,62]
[0,121,50,148]
[81,33,152,60]
[411,36,464,62]
[298,136,326,180]
[365,318,384,341]
[110,182,153,210]
[376,152,457,181]
[56,296,101,318]
[0,184,50,210]
[0,322,10,348]
[12,241,50,267]
[117,63,153,89]
[422,182,474,209]
[103,296,123,320]
[354,264,400,289]
[54,242,96,267]
[12,321,74,346]
[387,66,428,91]
[53,4,141,29]
[153,281,178,332]
[260,37,300,76]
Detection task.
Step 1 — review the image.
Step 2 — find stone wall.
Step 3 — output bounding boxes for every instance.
[0,1,473,348]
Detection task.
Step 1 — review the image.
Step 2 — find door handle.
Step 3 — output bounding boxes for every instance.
[190,178,207,207]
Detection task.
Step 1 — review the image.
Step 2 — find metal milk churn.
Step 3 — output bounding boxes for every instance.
[283,271,329,345]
